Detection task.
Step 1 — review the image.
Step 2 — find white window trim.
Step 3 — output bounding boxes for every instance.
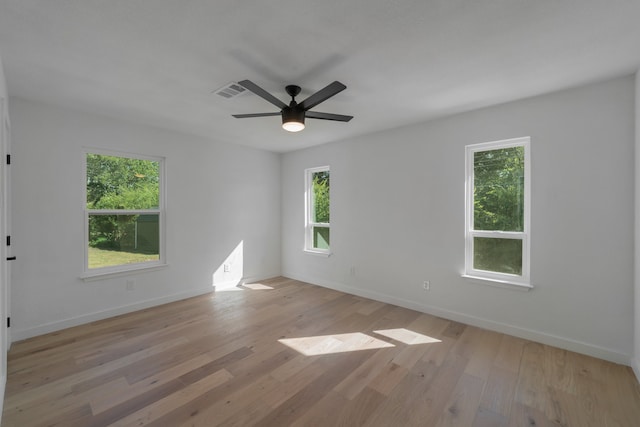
[464,137,531,288]
[304,165,331,255]
[82,148,167,279]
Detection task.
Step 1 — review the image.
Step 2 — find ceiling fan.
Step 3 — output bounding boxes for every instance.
[232,80,353,132]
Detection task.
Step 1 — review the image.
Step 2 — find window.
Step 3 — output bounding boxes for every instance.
[84,150,165,275]
[305,166,330,254]
[465,137,530,286]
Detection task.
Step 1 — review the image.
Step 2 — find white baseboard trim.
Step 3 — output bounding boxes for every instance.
[11,286,215,342]
[284,272,631,366]
[632,356,640,383]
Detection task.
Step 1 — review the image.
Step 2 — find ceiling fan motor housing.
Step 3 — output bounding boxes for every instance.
[282,106,305,126]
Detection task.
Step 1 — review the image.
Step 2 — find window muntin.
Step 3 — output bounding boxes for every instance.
[465,137,530,285]
[305,166,330,253]
[84,151,165,274]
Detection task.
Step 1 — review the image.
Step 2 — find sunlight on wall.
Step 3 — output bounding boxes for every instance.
[212,240,244,289]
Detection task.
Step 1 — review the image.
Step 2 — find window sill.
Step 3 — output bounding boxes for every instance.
[303,249,332,257]
[81,263,168,282]
[461,274,533,291]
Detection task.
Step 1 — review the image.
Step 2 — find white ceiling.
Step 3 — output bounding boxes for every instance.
[1,1,639,153]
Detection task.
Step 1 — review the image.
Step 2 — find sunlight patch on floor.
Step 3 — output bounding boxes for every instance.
[373,328,442,345]
[242,283,275,290]
[215,282,275,292]
[278,332,395,356]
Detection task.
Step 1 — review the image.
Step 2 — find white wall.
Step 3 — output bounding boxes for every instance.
[9,97,281,340]
[282,76,635,364]
[634,71,640,379]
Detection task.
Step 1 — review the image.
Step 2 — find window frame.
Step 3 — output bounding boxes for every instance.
[464,137,531,288]
[304,165,331,255]
[82,149,166,278]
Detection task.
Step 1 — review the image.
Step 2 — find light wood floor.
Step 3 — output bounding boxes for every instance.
[2,277,640,426]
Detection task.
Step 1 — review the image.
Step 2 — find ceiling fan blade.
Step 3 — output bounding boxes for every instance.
[299,81,347,111]
[305,111,353,122]
[238,80,287,109]
[232,112,281,118]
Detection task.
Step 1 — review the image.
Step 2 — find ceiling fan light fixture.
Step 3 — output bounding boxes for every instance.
[282,108,305,132]
[282,121,305,132]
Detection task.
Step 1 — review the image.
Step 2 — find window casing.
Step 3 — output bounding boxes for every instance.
[465,137,530,287]
[83,150,165,276]
[305,166,330,254]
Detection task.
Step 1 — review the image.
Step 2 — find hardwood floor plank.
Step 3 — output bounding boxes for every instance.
[252,351,374,426]
[508,402,554,427]
[434,373,485,427]
[5,335,190,412]
[493,334,526,373]
[88,353,215,414]
[331,387,387,427]
[289,390,348,427]
[108,368,233,427]
[367,362,409,396]
[405,353,470,425]
[513,341,548,411]
[262,360,326,408]
[479,366,518,417]
[362,356,450,426]
[175,373,281,426]
[472,407,508,427]
[2,277,639,427]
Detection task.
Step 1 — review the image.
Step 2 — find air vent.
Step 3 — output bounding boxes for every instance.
[214,82,247,99]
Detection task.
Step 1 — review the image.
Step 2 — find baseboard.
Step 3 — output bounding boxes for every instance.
[284,272,631,366]
[632,356,640,384]
[11,286,215,342]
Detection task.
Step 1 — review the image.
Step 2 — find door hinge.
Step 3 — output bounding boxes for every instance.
[6,154,10,165]
[7,317,10,328]
[6,235,10,246]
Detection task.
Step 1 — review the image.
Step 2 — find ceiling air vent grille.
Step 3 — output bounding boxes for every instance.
[214,82,247,99]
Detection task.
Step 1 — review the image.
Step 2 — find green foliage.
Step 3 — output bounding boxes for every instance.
[313,227,330,250]
[86,154,159,251]
[473,147,524,232]
[473,237,522,275]
[86,154,159,209]
[312,171,330,223]
[472,146,525,275]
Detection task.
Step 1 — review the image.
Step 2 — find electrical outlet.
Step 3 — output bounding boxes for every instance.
[349,266,356,276]
[126,279,135,291]
[223,263,230,272]
[423,280,430,291]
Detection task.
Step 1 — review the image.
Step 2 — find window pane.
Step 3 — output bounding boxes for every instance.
[87,154,159,210]
[312,171,330,223]
[313,226,330,250]
[88,214,159,269]
[474,146,524,231]
[473,237,522,275]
